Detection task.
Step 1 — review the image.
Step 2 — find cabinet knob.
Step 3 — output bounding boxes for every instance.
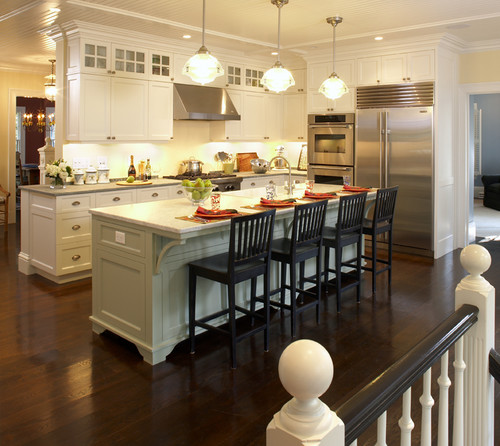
[152,192,159,197]
[177,190,183,195]
[111,136,116,140]
[251,182,256,187]
[72,201,81,206]
[72,254,81,261]
[269,180,275,185]
[113,197,121,201]
[107,136,111,140]
[72,224,81,231]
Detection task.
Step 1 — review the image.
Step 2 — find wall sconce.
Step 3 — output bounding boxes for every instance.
[22,113,33,128]
[36,112,46,133]
[48,113,55,127]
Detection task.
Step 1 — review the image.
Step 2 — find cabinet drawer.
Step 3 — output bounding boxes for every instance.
[136,187,171,202]
[58,213,91,242]
[95,190,135,207]
[96,221,145,257]
[58,194,94,212]
[57,242,92,274]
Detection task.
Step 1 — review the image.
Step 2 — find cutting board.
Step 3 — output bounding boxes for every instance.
[116,180,153,186]
[237,152,258,172]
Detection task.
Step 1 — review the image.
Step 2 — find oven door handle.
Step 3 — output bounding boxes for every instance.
[310,165,352,171]
[309,124,352,129]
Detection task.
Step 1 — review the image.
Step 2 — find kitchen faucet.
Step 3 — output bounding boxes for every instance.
[269,155,293,196]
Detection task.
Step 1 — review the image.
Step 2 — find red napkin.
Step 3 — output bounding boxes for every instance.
[195,206,238,216]
[343,185,371,192]
[260,198,296,205]
[304,190,336,198]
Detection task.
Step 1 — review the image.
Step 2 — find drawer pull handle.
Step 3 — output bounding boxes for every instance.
[72,224,81,231]
[72,255,81,261]
[152,192,159,197]
[72,201,81,206]
[251,182,256,187]
[177,190,183,195]
[113,197,121,201]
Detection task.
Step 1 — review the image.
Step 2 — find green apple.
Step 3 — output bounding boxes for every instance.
[126,176,135,183]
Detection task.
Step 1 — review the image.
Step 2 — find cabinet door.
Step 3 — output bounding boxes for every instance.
[381,54,407,83]
[357,57,381,85]
[243,92,266,139]
[149,51,173,81]
[264,94,282,140]
[308,62,332,92]
[224,63,244,89]
[112,45,147,79]
[283,94,306,141]
[148,82,173,141]
[407,50,434,81]
[225,90,243,139]
[111,78,148,140]
[80,74,111,141]
[81,40,111,74]
[284,68,306,94]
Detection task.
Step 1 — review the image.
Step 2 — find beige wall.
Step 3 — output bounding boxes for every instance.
[460,50,500,84]
[0,70,45,221]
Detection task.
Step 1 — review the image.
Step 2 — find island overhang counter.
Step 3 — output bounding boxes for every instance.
[89,185,375,365]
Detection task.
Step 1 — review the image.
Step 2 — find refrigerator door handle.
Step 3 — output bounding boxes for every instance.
[384,111,389,188]
[379,111,385,188]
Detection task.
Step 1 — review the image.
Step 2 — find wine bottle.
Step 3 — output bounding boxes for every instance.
[128,155,136,179]
[145,159,152,180]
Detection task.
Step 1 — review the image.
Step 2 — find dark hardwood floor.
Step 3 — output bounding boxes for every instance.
[1,220,498,445]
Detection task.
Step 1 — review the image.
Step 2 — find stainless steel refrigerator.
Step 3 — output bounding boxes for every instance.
[355,106,433,253]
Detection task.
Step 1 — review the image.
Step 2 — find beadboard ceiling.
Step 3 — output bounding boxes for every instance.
[2,0,500,74]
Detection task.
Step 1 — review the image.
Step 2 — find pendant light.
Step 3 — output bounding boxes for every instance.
[319,16,349,100]
[44,59,56,101]
[261,0,295,93]
[182,0,224,85]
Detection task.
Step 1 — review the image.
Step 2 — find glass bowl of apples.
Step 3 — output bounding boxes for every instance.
[181,178,214,205]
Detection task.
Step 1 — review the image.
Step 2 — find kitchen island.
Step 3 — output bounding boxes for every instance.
[89,185,375,365]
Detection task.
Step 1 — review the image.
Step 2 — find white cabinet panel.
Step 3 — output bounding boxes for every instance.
[148,81,173,140]
[357,57,381,85]
[95,190,136,207]
[283,94,306,141]
[80,74,111,141]
[407,51,434,81]
[381,54,407,83]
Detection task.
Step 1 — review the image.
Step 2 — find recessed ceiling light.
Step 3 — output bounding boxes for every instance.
[374,36,383,41]
[49,7,60,13]
[271,51,278,56]
[183,34,191,39]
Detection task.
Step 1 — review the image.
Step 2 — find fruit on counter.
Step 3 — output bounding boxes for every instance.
[126,175,135,183]
[204,179,212,187]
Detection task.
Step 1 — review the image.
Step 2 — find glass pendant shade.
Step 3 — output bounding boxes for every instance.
[262,0,294,93]
[319,73,349,100]
[262,61,295,93]
[320,16,348,100]
[44,59,56,101]
[183,46,224,85]
[183,0,223,85]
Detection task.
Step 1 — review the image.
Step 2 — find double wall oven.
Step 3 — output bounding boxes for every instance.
[307,113,355,185]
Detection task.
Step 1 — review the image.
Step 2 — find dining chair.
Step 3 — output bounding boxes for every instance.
[323,192,367,312]
[362,186,399,295]
[264,199,328,338]
[0,185,10,237]
[188,209,276,369]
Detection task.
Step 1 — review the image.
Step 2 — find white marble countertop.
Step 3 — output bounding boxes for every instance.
[89,184,371,239]
[19,170,307,196]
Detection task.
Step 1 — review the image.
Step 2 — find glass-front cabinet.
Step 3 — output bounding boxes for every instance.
[150,52,173,81]
[111,45,146,79]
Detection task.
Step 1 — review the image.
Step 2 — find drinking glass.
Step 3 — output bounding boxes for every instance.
[306,180,314,192]
[211,192,221,210]
[265,184,276,200]
[343,175,351,187]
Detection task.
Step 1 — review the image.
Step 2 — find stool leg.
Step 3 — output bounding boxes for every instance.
[228,284,237,369]
[335,245,342,313]
[323,245,330,292]
[280,261,287,313]
[315,248,321,324]
[250,277,257,326]
[263,271,270,352]
[372,233,377,295]
[188,268,197,354]
[290,262,297,338]
[388,229,393,286]
[298,261,305,304]
[356,237,362,303]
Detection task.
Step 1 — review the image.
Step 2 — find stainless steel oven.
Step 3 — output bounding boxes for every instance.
[308,164,353,186]
[307,113,355,166]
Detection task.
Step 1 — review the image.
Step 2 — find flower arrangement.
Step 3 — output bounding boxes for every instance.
[46,159,72,188]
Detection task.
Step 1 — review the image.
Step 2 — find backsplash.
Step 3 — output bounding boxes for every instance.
[63,121,305,179]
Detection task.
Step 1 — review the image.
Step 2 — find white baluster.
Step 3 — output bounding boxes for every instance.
[420,369,434,446]
[455,244,495,446]
[375,411,387,446]
[437,351,451,446]
[348,441,357,446]
[398,388,414,446]
[267,339,345,446]
[453,337,465,446]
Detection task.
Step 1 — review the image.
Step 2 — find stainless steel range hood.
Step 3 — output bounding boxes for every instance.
[173,83,241,121]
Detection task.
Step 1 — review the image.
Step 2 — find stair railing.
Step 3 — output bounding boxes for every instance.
[267,244,496,446]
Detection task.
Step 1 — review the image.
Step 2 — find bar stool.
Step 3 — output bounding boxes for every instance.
[362,186,399,295]
[323,193,367,312]
[0,185,10,237]
[188,209,276,369]
[265,200,328,338]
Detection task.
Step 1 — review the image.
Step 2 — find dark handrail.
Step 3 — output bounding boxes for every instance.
[336,304,479,445]
[490,349,500,383]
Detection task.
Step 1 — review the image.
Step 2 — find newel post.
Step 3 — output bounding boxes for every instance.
[38,137,55,185]
[266,339,345,446]
[455,244,495,446]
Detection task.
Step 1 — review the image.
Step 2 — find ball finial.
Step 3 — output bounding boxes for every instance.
[278,339,333,401]
[460,244,491,277]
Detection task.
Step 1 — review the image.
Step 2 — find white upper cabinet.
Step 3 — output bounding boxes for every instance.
[111,45,147,79]
[148,82,174,140]
[283,94,306,141]
[357,50,435,85]
[149,51,173,82]
[284,68,306,94]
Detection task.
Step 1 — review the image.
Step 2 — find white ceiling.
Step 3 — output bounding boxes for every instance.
[2,0,500,74]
